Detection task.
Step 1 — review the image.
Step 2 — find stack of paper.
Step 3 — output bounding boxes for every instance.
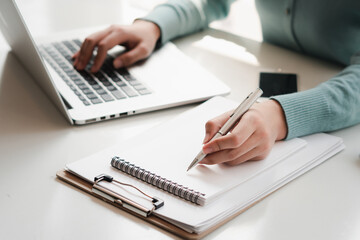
[66,97,344,233]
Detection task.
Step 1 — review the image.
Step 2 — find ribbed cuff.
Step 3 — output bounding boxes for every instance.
[271,87,331,140]
[140,0,203,45]
[140,4,185,45]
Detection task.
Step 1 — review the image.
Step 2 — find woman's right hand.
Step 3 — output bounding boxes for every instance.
[200,100,288,166]
[73,20,161,73]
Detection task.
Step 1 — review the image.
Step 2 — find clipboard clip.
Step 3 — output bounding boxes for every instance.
[92,174,164,217]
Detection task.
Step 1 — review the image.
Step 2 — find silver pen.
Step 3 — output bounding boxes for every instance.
[187,88,263,171]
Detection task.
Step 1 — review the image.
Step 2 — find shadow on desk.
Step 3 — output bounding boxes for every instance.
[174,28,342,96]
[0,51,68,134]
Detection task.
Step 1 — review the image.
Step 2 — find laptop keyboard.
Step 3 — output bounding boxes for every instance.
[39,39,151,106]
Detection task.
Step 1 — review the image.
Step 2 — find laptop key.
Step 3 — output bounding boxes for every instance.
[78,70,90,77]
[115,80,127,87]
[116,68,130,76]
[123,75,136,82]
[86,80,97,85]
[100,94,114,102]
[74,90,81,96]
[78,94,90,105]
[64,69,74,74]
[106,85,116,91]
[77,84,88,90]
[112,77,121,82]
[80,88,91,93]
[106,72,117,79]
[92,84,101,90]
[121,86,138,97]
[96,89,106,95]
[102,81,111,87]
[133,84,147,91]
[128,80,141,86]
[62,41,78,54]
[73,39,82,47]
[139,89,152,95]
[94,72,107,81]
[73,79,83,85]
[63,79,71,85]
[83,89,93,95]
[110,90,127,99]
[91,98,102,104]
[86,93,98,99]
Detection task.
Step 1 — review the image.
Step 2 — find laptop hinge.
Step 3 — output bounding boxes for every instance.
[60,94,73,109]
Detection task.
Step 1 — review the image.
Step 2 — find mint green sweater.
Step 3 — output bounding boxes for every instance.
[142,0,360,139]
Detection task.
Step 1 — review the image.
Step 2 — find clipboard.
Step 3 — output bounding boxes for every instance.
[55,97,344,239]
[56,169,268,240]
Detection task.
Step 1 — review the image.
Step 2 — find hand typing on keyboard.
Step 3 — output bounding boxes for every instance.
[73,20,161,73]
[40,38,152,106]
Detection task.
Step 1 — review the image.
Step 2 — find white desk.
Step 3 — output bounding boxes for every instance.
[1,1,359,239]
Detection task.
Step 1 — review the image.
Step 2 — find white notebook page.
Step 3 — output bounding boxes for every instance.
[67,97,306,203]
[65,97,344,233]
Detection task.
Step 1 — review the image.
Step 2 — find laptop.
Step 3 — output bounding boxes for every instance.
[0,0,230,125]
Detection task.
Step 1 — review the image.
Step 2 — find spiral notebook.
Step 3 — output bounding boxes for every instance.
[110,157,206,205]
[66,97,307,206]
[63,96,344,235]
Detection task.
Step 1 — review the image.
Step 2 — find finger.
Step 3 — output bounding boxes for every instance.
[72,51,79,67]
[224,147,266,166]
[203,110,233,144]
[90,31,125,72]
[113,43,151,68]
[200,151,231,165]
[200,133,258,165]
[76,29,110,70]
[202,114,256,154]
[72,51,79,59]
[76,39,94,70]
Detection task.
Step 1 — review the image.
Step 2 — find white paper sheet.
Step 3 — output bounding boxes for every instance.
[66,97,344,233]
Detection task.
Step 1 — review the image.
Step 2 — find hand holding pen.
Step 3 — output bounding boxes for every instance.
[187,88,288,171]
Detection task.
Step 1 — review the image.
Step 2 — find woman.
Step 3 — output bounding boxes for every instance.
[73,0,360,166]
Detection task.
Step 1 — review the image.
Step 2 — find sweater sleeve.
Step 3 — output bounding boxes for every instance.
[271,52,360,139]
[140,0,235,44]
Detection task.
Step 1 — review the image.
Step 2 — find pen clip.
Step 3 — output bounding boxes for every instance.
[232,88,262,114]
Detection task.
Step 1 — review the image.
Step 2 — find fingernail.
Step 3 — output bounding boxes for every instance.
[203,134,209,144]
[114,59,123,68]
[199,159,207,165]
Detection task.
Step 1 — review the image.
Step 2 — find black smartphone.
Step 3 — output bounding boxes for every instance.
[259,72,297,97]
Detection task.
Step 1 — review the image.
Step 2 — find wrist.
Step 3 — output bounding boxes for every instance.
[133,19,161,43]
[269,99,287,140]
[251,99,288,141]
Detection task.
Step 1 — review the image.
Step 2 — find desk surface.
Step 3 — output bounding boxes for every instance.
[1,1,360,239]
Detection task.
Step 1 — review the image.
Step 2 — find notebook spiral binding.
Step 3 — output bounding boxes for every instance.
[111,156,205,205]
